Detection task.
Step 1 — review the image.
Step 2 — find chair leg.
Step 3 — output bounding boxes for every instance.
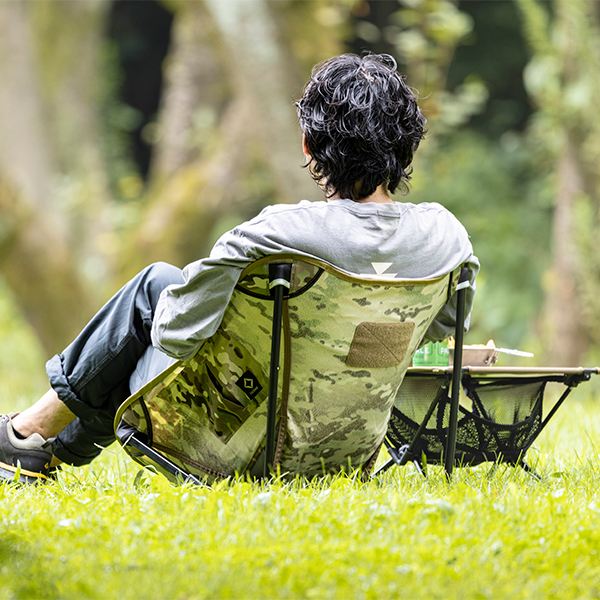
[412,458,426,478]
[516,458,542,481]
[123,430,202,485]
[371,457,396,477]
[372,442,427,478]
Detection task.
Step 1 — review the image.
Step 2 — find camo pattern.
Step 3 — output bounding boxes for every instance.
[277,268,453,476]
[118,274,277,482]
[116,257,457,482]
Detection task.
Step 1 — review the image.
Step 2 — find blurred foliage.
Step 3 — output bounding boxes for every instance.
[518,0,600,192]
[99,40,145,202]
[449,1,532,139]
[2,0,600,403]
[387,0,488,135]
[408,130,552,352]
[277,0,356,76]
[517,0,600,360]
[381,0,545,351]
[0,278,47,412]
[106,0,174,181]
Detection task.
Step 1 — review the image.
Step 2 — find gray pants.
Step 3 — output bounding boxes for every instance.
[46,263,184,466]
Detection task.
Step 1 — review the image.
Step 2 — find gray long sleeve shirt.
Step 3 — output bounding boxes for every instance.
[151,199,479,362]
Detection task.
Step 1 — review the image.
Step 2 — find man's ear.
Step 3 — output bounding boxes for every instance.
[302,132,311,157]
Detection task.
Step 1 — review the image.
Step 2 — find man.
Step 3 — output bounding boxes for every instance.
[0,53,478,483]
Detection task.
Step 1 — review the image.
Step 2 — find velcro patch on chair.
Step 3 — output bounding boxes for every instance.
[346,321,415,368]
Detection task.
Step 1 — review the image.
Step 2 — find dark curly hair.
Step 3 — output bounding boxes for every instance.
[296,53,426,201]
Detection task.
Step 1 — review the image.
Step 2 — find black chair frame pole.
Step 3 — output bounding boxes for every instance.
[115,421,202,485]
[382,383,449,473]
[126,432,203,485]
[373,267,470,479]
[444,266,470,478]
[264,263,292,477]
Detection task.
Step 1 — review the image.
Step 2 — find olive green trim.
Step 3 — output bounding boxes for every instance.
[139,398,153,447]
[113,359,184,444]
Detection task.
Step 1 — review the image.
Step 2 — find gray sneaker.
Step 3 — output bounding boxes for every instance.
[0,414,54,484]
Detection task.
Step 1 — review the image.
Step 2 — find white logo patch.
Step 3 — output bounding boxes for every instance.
[359,262,398,279]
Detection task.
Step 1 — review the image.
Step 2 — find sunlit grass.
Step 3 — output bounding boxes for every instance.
[3,279,600,599]
[1,395,600,600]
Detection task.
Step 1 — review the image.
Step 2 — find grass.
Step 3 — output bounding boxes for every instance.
[1,393,600,600]
[2,281,600,599]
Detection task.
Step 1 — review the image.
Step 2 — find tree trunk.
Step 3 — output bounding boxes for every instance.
[0,0,56,216]
[204,0,316,204]
[122,3,261,276]
[544,136,589,366]
[150,1,227,181]
[123,0,322,276]
[30,0,114,284]
[0,0,96,354]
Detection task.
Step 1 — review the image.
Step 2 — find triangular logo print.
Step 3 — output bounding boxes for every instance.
[371,262,397,276]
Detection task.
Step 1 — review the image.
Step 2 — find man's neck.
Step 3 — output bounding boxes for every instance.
[328,185,393,204]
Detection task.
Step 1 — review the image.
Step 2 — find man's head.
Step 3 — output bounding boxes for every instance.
[296,53,425,201]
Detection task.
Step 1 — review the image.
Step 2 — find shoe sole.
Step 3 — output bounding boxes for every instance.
[0,460,48,484]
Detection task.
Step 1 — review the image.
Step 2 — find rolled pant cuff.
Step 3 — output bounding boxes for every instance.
[46,354,102,422]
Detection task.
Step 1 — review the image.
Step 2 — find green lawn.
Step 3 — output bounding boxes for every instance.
[2,284,600,599]
[1,390,600,600]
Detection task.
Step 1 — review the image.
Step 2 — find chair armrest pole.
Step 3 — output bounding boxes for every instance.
[265,285,284,475]
[265,263,292,477]
[445,267,469,478]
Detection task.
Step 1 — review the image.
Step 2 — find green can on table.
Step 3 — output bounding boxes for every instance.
[412,341,450,367]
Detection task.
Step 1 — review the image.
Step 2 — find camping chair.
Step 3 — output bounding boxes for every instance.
[114,254,466,484]
[375,362,599,479]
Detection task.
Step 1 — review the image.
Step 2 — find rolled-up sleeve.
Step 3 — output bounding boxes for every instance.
[151,228,254,361]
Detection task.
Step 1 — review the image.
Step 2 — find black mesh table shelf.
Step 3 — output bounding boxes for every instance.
[375,366,600,479]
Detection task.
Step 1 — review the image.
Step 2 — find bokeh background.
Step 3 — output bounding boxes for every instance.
[1,0,599,408]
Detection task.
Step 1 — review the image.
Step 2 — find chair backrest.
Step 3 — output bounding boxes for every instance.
[115,255,459,482]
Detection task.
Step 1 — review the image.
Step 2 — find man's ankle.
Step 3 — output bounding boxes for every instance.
[9,413,39,439]
[10,389,76,439]
[11,426,27,440]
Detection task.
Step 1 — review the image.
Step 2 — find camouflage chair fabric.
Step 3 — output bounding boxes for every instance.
[115,255,459,483]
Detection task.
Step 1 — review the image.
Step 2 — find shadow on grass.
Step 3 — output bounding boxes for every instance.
[0,532,62,600]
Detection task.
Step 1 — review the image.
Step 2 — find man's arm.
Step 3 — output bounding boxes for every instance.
[151,228,254,361]
[420,254,479,345]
